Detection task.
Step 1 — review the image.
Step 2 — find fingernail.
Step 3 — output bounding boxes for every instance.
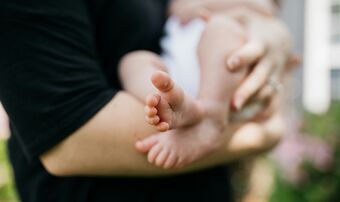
[135,141,143,148]
[234,96,244,110]
[135,141,141,146]
[228,57,240,70]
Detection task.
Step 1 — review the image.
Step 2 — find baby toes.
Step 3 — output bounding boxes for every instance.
[146,93,161,108]
[147,143,163,164]
[155,122,170,132]
[155,147,170,167]
[174,157,186,169]
[135,135,159,153]
[146,115,160,125]
[151,71,174,92]
[163,151,178,169]
[144,106,158,117]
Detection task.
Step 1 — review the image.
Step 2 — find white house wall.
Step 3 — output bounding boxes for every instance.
[304,0,331,113]
[331,44,340,68]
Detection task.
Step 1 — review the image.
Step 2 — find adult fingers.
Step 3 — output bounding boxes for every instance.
[227,40,266,71]
[257,58,287,100]
[252,94,282,122]
[233,58,273,110]
[255,84,275,101]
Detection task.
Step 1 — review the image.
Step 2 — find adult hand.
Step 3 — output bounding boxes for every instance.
[229,47,299,124]
[225,10,294,110]
[168,1,293,111]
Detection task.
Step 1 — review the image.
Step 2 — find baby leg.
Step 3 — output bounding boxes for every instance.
[198,15,247,123]
[119,51,203,132]
[138,16,248,169]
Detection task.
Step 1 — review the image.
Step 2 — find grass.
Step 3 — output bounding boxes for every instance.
[0,139,18,202]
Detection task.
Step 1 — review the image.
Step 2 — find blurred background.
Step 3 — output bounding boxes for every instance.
[0,0,339,201]
[232,0,340,201]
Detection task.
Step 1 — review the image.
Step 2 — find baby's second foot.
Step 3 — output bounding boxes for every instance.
[145,71,204,132]
[136,117,224,169]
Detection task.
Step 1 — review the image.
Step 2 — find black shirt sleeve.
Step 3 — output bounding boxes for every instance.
[0,0,116,160]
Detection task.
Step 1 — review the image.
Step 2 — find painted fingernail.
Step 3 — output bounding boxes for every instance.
[228,57,240,70]
[234,95,244,110]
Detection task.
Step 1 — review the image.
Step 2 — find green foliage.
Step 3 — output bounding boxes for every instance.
[270,102,340,202]
[303,102,340,141]
[0,139,18,202]
[270,162,340,202]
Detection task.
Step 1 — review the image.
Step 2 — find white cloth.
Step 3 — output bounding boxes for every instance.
[160,17,264,121]
[161,17,206,97]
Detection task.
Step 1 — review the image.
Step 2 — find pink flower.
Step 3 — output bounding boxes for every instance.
[271,113,333,184]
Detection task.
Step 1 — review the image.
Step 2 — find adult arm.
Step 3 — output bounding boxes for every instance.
[0,0,281,177]
[41,91,281,176]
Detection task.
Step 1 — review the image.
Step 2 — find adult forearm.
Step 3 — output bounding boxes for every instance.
[40,92,277,177]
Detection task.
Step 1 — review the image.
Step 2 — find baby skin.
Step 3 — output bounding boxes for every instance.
[144,16,247,168]
[120,16,246,169]
[145,71,204,132]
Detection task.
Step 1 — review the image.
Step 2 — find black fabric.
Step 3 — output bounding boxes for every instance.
[0,0,233,201]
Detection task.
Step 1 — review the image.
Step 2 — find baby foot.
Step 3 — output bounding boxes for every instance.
[136,117,224,169]
[145,71,204,132]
